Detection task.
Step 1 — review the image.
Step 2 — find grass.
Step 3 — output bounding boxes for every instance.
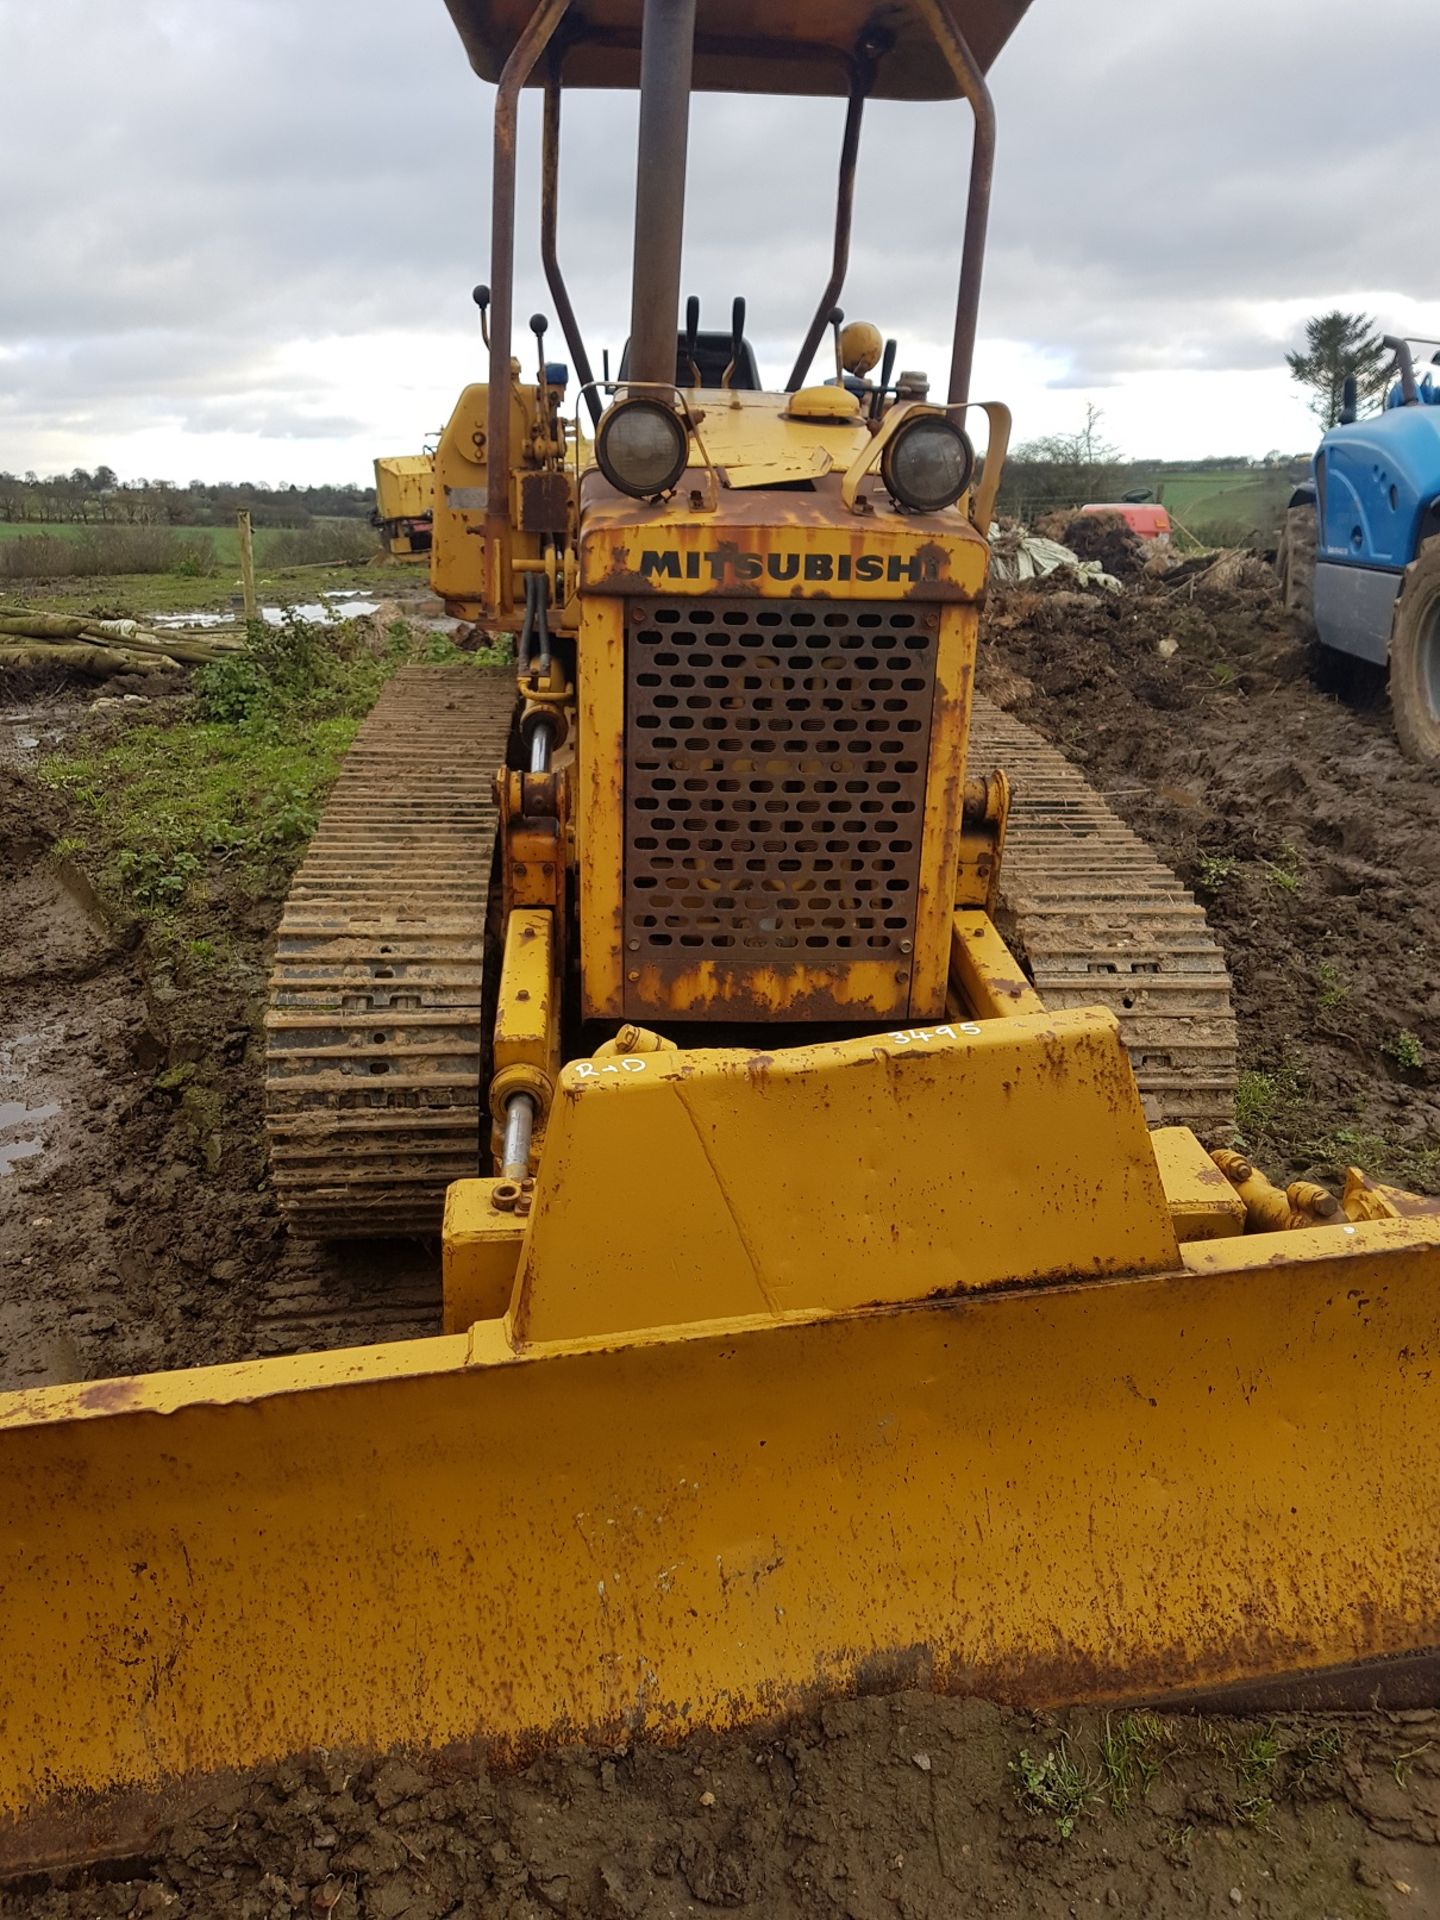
[1150,469,1298,544]
[37,614,506,959]
[1393,1740,1433,1788]
[1382,1029,1426,1071]
[1194,850,1238,894]
[1326,1125,1439,1192]
[1010,1739,1098,1838]
[1234,1060,1307,1145]
[1233,1060,1440,1193]
[1314,959,1349,1010]
[1230,1723,1283,1828]
[1,555,397,620]
[0,518,368,564]
[1263,839,1303,893]
[1098,1713,1170,1813]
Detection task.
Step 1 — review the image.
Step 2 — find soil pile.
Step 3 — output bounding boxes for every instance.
[978,571,1439,1189]
[1059,511,1146,578]
[11,1699,1440,1918]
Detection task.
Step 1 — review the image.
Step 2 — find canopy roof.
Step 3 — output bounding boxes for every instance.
[444,0,1033,99]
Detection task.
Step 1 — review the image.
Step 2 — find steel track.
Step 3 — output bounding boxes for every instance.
[969,695,1238,1138]
[265,666,516,1237]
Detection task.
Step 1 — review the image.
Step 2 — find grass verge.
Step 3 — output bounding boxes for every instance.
[38,614,508,973]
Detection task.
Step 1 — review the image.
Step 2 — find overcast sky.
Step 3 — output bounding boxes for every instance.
[2,0,1435,486]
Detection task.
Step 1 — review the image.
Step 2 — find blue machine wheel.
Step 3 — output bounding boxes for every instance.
[1390,538,1440,762]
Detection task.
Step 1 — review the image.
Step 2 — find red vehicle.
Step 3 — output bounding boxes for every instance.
[1079,501,1172,541]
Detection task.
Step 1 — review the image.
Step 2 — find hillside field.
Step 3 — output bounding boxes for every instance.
[0,520,359,564]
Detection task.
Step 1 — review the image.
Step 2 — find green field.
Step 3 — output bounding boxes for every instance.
[1141,469,1301,543]
[0,521,353,563]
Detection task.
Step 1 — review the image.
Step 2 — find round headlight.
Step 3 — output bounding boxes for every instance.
[596,397,689,499]
[881,415,975,514]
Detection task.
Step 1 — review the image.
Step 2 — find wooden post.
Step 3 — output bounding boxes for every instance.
[236,510,258,624]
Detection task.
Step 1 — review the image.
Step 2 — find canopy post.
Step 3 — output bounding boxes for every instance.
[913,0,995,407]
[542,55,602,427]
[627,0,698,389]
[785,58,871,393]
[486,0,572,617]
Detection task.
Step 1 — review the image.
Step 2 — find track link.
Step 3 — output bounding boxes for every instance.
[265,666,516,1237]
[969,696,1238,1138]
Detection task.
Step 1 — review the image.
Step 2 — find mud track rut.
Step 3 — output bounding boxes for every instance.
[265,667,515,1237]
[970,695,1238,1138]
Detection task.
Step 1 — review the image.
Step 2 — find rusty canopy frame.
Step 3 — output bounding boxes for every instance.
[484,0,999,553]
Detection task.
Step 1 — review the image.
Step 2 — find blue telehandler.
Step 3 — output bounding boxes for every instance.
[1279,335,1440,759]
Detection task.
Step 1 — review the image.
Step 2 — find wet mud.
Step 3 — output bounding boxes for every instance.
[0,733,435,1394]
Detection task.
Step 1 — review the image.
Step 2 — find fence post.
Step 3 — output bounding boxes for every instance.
[236,510,258,624]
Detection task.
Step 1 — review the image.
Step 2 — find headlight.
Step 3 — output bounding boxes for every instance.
[596,397,689,499]
[881,415,974,513]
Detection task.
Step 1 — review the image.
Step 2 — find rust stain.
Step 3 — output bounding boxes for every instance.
[74,1380,146,1414]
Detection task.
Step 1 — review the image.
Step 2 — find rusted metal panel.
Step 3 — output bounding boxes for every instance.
[517,468,572,533]
[621,596,936,1020]
[443,0,1034,99]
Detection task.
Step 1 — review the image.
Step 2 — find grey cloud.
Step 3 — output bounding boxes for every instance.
[0,0,1435,471]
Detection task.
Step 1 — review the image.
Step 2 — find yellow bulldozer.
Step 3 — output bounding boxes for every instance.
[3,0,1440,1877]
[372,451,436,559]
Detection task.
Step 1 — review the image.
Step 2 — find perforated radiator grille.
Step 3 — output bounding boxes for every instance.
[623,598,939,1010]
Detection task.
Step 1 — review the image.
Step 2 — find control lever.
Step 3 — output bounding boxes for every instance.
[529,312,549,390]
[722,296,746,391]
[830,307,845,384]
[684,295,701,388]
[472,284,491,350]
[870,337,898,420]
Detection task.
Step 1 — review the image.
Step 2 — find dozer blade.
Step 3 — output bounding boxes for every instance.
[3,1008,1440,1872]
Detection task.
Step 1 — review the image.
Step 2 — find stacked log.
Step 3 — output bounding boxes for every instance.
[0,610,246,676]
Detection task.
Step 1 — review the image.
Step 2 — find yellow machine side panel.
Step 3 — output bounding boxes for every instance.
[430,380,542,612]
[373,455,434,522]
[2,1220,1439,1869]
[508,1010,1178,1348]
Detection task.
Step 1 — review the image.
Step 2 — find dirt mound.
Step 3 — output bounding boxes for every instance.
[978,575,1439,1189]
[1060,511,1146,578]
[12,1700,1440,1918]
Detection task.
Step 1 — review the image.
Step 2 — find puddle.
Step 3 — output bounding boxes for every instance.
[154,590,380,630]
[0,706,71,768]
[0,1099,60,1176]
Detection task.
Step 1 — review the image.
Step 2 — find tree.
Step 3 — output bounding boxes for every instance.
[1003,403,1125,517]
[1287,312,1391,427]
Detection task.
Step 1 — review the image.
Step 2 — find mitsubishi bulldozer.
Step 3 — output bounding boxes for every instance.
[3,0,1440,1878]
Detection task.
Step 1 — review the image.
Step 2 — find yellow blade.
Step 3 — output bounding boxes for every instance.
[2,1010,1438,1872]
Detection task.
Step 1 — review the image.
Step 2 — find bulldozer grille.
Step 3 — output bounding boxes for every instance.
[623,598,938,1012]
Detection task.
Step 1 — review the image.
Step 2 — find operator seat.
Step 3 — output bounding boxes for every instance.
[617,330,761,390]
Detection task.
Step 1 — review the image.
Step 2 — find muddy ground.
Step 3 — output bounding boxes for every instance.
[980,564,1439,1191]
[8,1700,1440,1920]
[3,568,1440,1914]
[0,687,437,1394]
